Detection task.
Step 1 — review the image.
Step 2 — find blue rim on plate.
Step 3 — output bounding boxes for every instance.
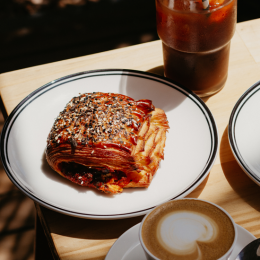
[0,69,219,219]
[229,80,260,184]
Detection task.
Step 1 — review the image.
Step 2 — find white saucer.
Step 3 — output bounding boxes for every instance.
[105,223,256,260]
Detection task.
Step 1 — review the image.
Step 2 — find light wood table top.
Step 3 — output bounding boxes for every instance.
[1,18,260,260]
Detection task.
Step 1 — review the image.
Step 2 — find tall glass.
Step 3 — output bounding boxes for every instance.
[156,0,237,97]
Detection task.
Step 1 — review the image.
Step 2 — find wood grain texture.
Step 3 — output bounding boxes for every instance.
[237,18,260,64]
[1,19,260,260]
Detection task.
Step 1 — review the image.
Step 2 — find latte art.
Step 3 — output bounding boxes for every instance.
[157,211,218,256]
[141,199,235,260]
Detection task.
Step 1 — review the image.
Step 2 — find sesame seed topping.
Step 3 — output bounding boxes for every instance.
[47,92,155,150]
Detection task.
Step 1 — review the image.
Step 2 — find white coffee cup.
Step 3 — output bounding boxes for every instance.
[139,198,237,260]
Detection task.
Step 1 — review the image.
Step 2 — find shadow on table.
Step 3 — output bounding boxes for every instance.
[0,191,35,260]
[40,204,143,240]
[0,109,35,260]
[147,65,164,77]
[220,126,260,212]
[185,174,210,199]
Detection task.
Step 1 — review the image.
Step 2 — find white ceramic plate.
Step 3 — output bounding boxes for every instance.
[105,223,256,260]
[229,80,260,186]
[1,69,218,219]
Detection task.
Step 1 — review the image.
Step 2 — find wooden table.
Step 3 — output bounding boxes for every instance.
[1,18,260,260]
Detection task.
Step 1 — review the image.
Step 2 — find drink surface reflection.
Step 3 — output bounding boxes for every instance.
[156,0,237,97]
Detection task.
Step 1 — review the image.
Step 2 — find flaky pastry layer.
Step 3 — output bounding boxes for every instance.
[46,92,169,193]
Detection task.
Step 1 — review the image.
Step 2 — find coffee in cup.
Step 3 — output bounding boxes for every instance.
[139,199,237,260]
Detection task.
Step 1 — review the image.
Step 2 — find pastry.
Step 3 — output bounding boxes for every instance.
[46,92,169,193]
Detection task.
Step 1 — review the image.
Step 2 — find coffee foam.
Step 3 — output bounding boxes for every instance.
[157,211,218,256]
[141,200,235,260]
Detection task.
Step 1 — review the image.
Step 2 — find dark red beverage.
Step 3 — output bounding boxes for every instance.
[156,0,237,97]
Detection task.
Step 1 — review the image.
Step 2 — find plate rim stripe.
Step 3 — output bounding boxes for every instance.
[0,69,218,219]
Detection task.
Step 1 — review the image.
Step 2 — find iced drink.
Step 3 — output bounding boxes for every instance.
[156,0,237,97]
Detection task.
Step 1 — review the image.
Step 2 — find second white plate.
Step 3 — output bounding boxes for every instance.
[229,80,260,186]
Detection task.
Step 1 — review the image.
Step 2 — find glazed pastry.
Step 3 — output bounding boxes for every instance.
[46,92,169,194]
